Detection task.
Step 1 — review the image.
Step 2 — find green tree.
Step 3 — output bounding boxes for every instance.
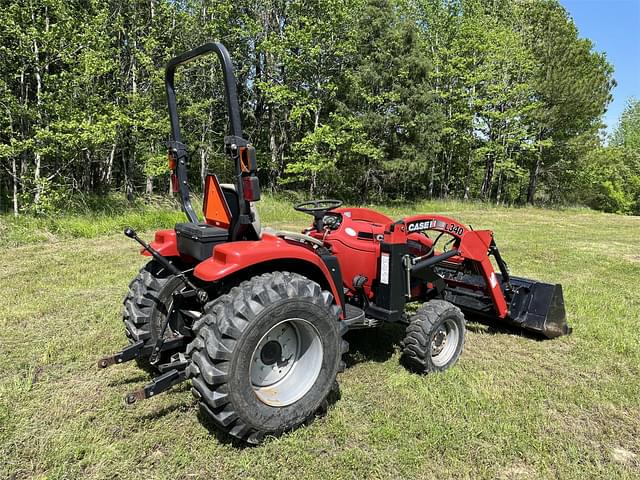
[514,0,614,204]
[611,98,640,150]
[335,0,442,201]
[0,0,621,214]
[257,0,362,194]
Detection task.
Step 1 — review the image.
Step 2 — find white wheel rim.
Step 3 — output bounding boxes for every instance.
[431,318,460,367]
[250,318,323,407]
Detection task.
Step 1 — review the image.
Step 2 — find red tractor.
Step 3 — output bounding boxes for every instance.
[99,43,570,444]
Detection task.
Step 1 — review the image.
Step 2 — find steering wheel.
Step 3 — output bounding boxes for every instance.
[294,199,342,214]
[294,199,343,231]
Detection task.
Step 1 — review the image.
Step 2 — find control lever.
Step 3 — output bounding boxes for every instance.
[124,227,208,303]
[124,227,208,364]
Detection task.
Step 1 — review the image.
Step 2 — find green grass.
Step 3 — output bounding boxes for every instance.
[1,197,639,479]
[0,194,187,246]
[0,194,310,247]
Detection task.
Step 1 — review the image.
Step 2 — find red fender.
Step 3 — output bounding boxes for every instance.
[193,233,344,309]
[142,229,180,257]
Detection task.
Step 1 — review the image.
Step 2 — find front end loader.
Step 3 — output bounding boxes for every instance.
[98,42,570,444]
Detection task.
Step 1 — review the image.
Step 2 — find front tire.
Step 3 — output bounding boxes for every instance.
[187,272,348,444]
[401,300,465,374]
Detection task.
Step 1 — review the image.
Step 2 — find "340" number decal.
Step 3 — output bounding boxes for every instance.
[445,223,465,236]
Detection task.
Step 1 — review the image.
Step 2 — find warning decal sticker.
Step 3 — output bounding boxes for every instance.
[380,253,390,285]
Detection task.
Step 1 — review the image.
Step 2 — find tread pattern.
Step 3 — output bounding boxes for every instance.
[187,271,348,444]
[122,261,172,344]
[402,299,465,374]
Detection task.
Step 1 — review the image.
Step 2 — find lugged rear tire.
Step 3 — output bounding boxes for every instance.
[122,260,185,367]
[401,300,465,374]
[187,272,348,444]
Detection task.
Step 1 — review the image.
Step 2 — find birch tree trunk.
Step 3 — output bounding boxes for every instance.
[463,151,472,201]
[32,16,43,206]
[12,157,19,217]
[104,143,116,187]
[428,163,435,199]
[527,156,541,204]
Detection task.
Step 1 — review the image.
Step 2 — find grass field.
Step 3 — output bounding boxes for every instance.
[1,197,639,479]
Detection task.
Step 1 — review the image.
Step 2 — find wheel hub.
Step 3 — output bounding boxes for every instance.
[430,318,460,367]
[260,340,283,365]
[431,328,447,355]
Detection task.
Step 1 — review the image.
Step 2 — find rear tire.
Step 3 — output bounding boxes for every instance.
[122,260,186,367]
[187,272,348,444]
[401,300,465,374]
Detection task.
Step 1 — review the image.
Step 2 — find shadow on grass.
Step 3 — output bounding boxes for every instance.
[107,373,150,387]
[465,316,546,341]
[343,322,406,367]
[132,383,193,419]
[123,317,550,448]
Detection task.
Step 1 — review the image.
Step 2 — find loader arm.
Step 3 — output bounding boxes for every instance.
[403,214,509,318]
[402,214,569,338]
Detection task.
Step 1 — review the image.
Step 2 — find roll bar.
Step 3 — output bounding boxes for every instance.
[165,42,258,237]
[165,42,243,142]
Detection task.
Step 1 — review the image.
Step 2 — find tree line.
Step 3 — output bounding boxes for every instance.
[1,0,638,216]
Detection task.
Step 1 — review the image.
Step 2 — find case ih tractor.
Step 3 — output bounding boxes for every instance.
[99,43,570,444]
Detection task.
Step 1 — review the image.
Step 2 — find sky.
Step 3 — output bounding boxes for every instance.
[559,0,640,137]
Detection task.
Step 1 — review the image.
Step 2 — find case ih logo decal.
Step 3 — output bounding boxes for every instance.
[407,220,437,232]
[407,219,465,236]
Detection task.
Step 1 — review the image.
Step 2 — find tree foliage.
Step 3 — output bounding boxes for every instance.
[576,99,640,214]
[0,0,629,215]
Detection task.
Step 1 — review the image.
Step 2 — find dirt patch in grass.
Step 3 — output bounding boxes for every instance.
[498,463,537,480]
[611,447,639,467]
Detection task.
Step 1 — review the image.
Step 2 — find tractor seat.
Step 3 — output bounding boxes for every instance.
[175,183,262,261]
[220,183,261,237]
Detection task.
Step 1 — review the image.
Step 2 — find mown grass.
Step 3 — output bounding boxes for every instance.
[1,196,639,479]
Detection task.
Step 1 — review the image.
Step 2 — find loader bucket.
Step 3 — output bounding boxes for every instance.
[506,277,571,339]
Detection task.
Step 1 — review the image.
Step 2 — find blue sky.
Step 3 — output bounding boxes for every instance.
[559,0,640,137]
